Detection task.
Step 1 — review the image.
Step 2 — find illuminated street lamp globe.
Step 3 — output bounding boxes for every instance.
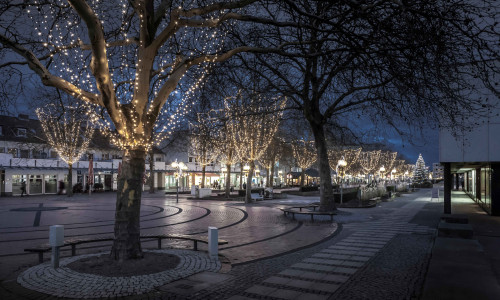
[338,157,347,168]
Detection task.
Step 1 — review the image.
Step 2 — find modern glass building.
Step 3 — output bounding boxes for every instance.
[439,89,500,216]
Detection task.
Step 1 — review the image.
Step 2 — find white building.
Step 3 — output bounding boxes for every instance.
[432,163,444,180]
[439,83,500,216]
[0,114,266,196]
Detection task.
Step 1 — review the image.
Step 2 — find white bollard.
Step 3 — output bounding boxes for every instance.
[49,225,64,268]
[208,227,218,260]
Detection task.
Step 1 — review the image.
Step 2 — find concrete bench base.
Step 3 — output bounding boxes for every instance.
[438,222,474,239]
[280,207,336,222]
[441,214,469,224]
[26,234,228,263]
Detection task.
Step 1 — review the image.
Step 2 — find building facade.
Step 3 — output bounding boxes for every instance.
[432,163,444,180]
[1,114,288,196]
[439,87,500,216]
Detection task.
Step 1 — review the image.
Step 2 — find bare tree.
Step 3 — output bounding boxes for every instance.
[227,93,285,202]
[291,139,316,187]
[230,0,499,211]
[259,137,281,188]
[189,113,220,188]
[0,0,280,261]
[36,103,96,197]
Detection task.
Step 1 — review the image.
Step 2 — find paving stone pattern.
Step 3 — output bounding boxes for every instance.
[17,249,220,299]
[228,199,436,300]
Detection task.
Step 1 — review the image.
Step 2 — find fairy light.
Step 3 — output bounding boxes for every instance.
[35,104,97,165]
[291,139,316,170]
[24,0,241,154]
[226,94,287,165]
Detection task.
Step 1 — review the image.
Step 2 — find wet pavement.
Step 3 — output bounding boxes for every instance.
[0,189,496,299]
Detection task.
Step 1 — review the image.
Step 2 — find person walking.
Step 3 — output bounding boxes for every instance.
[20,180,27,197]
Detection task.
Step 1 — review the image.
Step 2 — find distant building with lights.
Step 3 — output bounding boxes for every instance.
[0,114,252,196]
[0,114,166,196]
[432,163,444,180]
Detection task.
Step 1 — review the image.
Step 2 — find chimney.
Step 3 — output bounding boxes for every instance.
[18,114,29,121]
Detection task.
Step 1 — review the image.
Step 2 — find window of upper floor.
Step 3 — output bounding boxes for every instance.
[0,147,5,153]
[50,151,58,159]
[20,149,30,158]
[17,128,27,137]
[0,126,3,136]
[8,148,18,157]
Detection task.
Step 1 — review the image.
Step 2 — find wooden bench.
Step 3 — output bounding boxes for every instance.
[25,234,228,263]
[280,207,336,222]
[140,234,228,251]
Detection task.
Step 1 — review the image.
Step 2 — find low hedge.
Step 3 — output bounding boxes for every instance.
[411,181,433,188]
[299,186,319,192]
[238,188,264,196]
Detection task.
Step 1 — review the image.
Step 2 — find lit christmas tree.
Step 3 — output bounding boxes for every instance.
[413,154,428,183]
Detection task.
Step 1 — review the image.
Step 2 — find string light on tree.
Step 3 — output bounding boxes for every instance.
[36,103,97,197]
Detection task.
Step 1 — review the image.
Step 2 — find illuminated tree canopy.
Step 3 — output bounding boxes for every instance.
[36,103,97,196]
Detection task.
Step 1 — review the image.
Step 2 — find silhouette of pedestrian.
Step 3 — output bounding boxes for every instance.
[20,180,27,197]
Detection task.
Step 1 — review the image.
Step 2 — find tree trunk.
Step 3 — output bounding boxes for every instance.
[110,149,145,261]
[201,165,206,188]
[239,166,243,189]
[225,163,231,198]
[270,162,275,188]
[149,151,155,194]
[67,164,73,197]
[300,169,305,187]
[245,161,255,203]
[266,167,270,187]
[309,121,336,212]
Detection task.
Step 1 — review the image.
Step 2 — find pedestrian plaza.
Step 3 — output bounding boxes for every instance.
[0,189,499,299]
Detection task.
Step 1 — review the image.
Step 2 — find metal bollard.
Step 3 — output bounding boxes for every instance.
[208,227,218,260]
[49,225,64,268]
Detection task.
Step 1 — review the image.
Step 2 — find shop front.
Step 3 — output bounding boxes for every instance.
[10,171,63,196]
[463,165,494,215]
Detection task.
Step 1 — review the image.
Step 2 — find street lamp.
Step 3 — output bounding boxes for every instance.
[379,165,386,181]
[337,156,347,204]
[278,170,283,186]
[171,159,187,203]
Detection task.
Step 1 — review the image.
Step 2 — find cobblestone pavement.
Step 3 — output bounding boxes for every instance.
[0,189,443,299]
[17,249,220,299]
[225,194,437,300]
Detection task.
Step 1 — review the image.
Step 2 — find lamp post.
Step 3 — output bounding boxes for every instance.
[278,170,283,186]
[337,156,347,204]
[379,165,386,185]
[171,159,187,203]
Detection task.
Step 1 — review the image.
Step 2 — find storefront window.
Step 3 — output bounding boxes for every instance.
[44,175,57,194]
[469,170,476,198]
[12,175,27,195]
[29,175,43,194]
[482,167,491,213]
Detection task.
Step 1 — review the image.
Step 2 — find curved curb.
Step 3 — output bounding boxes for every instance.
[17,249,220,298]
